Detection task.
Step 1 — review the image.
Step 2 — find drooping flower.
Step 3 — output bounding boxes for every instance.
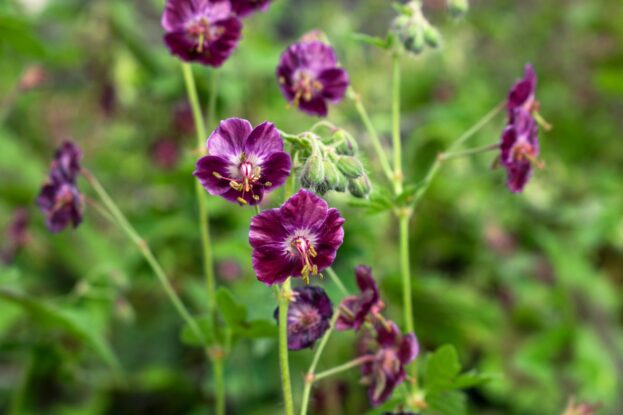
[361,322,419,406]
[231,0,272,18]
[161,0,242,67]
[336,266,383,331]
[274,286,333,350]
[37,141,84,233]
[507,64,537,122]
[499,108,541,193]
[276,40,349,117]
[249,189,345,285]
[194,118,291,205]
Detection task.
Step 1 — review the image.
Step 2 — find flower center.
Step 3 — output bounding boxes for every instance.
[186,17,224,53]
[291,236,318,283]
[289,305,321,332]
[511,142,543,168]
[291,71,323,106]
[211,153,272,205]
[54,185,78,212]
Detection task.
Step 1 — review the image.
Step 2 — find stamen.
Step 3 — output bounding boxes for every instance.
[237,197,248,205]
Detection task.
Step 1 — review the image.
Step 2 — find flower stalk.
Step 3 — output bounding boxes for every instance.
[277,279,295,415]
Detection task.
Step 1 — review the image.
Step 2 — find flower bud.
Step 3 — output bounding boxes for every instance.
[336,156,364,179]
[423,24,441,48]
[348,174,372,198]
[334,169,348,192]
[322,159,341,190]
[447,0,469,18]
[333,129,359,156]
[300,154,325,188]
[403,25,426,54]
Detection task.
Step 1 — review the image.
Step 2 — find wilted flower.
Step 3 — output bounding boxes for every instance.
[500,109,541,193]
[231,0,272,18]
[161,0,242,67]
[276,40,349,117]
[336,266,382,331]
[361,322,419,406]
[194,118,291,205]
[37,141,84,233]
[274,286,333,350]
[249,189,345,285]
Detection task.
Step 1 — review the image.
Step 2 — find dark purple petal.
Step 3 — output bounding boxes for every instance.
[376,321,400,348]
[298,96,328,117]
[194,155,235,195]
[274,286,333,350]
[37,182,83,233]
[208,118,253,159]
[318,67,349,102]
[499,109,540,193]
[280,189,329,230]
[250,209,295,284]
[260,152,292,191]
[309,208,344,271]
[244,121,284,160]
[398,333,419,365]
[49,141,82,184]
[231,0,272,18]
[336,265,380,331]
[162,0,232,31]
[507,64,537,121]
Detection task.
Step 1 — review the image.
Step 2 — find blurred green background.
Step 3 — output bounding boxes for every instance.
[1,0,622,414]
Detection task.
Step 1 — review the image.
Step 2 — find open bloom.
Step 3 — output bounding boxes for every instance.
[336,266,382,331]
[276,40,349,117]
[161,0,242,67]
[231,0,272,18]
[194,118,291,205]
[361,322,419,406]
[37,141,83,233]
[249,189,345,285]
[500,108,541,193]
[274,286,333,350]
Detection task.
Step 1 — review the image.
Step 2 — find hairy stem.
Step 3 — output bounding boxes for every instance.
[399,215,414,335]
[277,279,295,415]
[326,267,349,297]
[313,355,374,382]
[392,54,403,194]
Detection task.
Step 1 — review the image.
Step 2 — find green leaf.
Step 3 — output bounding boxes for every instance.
[351,33,391,50]
[0,289,124,381]
[234,319,277,339]
[216,287,247,327]
[426,390,467,415]
[453,370,496,389]
[424,344,461,393]
[180,315,216,347]
[348,190,394,214]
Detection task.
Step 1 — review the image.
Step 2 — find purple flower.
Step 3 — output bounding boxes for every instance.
[37,141,84,233]
[507,64,537,122]
[276,40,349,117]
[1,209,29,264]
[249,189,345,285]
[161,0,242,67]
[361,322,419,406]
[194,118,291,205]
[500,109,541,193]
[231,0,272,18]
[336,266,383,331]
[274,286,333,350]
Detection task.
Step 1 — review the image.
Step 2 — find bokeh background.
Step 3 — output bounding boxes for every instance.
[1,0,622,414]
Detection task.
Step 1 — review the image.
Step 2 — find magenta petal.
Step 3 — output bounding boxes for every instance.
[161,0,200,31]
[260,152,291,190]
[252,245,297,285]
[208,118,253,158]
[280,189,329,230]
[194,155,234,195]
[398,333,419,364]
[245,122,284,159]
[298,96,328,117]
[318,68,349,102]
[310,208,344,271]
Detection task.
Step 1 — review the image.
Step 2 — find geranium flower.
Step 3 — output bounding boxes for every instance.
[161,0,242,67]
[361,322,419,406]
[231,0,272,18]
[507,64,537,122]
[37,141,83,233]
[274,286,333,350]
[194,118,291,205]
[276,40,349,117]
[249,189,345,285]
[336,266,383,331]
[500,108,541,193]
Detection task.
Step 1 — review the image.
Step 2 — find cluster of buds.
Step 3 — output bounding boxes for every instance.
[298,127,371,198]
[391,1,441,55]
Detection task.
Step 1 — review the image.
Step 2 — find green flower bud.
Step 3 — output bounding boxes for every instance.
[447,0,469,18]
[333,129,359,156]
[336,156,364,179]
[348,174,372,198]
[334,170,348,192]
[300,154,325,188]
[322,159,341,190]
[403,25,425,55]
[423,24,441,48]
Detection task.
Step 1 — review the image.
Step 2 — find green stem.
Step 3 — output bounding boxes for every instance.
[300,310,341,415]
[207,70,219,130]
[255,205,261,215]
[399,215,414,335]
[9,349,34,415]
[391,54,403,194]
[181,62,224,415]
[313,355,374,382]
[439,142,500,161]
[277,279,295,415]
[82,169,205,344]
[410,102,505,208]
[325,267,349,297]
[347,88,394,184]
